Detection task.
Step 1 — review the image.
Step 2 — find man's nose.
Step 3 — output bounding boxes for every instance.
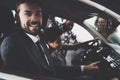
[31,15,39,22]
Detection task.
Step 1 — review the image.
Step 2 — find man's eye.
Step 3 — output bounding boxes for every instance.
[24,13,31,16]
[36,12,42,16]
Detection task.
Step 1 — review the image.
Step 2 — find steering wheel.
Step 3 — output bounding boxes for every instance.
[72,39,112,65]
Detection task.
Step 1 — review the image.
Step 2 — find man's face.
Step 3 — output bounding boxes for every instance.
[18,3,42,35]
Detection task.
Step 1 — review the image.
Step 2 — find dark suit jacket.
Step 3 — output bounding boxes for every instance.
[0,30,83,78]
[0,30,54,76]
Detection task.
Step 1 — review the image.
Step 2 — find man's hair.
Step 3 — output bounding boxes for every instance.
[44,27,62,42]
[16,0,42,13]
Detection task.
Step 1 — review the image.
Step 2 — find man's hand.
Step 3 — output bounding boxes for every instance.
[84,61,100,71]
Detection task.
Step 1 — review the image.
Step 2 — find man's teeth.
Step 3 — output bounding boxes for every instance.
[30,24,38,27]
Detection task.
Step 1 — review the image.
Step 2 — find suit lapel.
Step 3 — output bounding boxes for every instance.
[21,32,52,71]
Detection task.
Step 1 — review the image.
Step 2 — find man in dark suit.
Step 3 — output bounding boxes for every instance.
[0,0,54,76]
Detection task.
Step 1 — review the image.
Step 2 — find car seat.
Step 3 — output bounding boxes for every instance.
[0,5,16,66]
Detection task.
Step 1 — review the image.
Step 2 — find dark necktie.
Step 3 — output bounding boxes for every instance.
[36,41,50,66]
[36,40,56,74]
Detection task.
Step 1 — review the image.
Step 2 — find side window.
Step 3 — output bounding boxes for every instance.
[71,23,94,42]
[84,13,120,46]
[54,16,94,43]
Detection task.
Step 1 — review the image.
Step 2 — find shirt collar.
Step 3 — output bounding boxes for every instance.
[26,33,40,43]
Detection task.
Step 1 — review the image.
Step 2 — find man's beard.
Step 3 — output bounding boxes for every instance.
[25,22,42,36]
[24,27,41,36]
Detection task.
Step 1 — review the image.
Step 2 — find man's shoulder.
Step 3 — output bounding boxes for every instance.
[2,30,25,42]
[7,30,25,38]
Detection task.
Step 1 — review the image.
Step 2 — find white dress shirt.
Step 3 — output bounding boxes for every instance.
[26,33,40,43]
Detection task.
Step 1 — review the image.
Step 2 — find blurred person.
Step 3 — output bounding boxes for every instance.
[60,20,79,66]
[95,15,109,38]
[107,20,120,45]
[60,20,77,45]
[44,27,65,66]
[44,27,100,74]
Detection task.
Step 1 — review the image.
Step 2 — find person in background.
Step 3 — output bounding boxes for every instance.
[59,20,79,66]
[44,26,65,66]
[44,27,100,74]
[107,20,120,45]
[95,15,109,38]
[60,20,78,45]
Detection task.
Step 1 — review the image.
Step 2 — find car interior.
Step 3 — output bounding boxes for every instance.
[0,0,120,80]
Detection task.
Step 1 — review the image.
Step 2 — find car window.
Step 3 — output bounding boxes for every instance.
[71,23,94,42]
[84,13,119,41]
[53,16,94,43]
